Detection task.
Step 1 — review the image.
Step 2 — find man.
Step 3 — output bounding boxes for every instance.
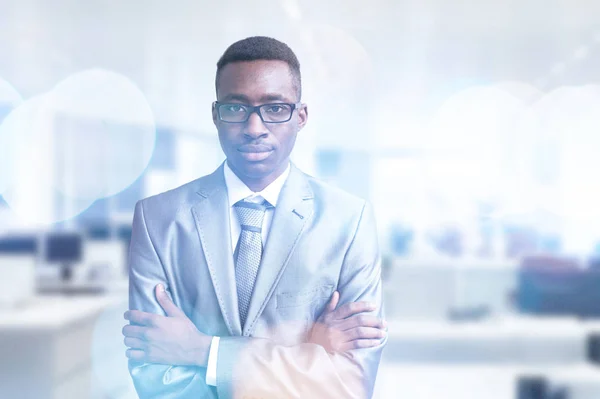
[123,36,386,399]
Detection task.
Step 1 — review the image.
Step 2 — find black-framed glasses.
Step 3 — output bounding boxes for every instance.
[214,101,302,123]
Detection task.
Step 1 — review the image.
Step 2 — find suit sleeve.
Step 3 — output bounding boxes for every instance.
[215,201,386,399]
[128,200,215,399]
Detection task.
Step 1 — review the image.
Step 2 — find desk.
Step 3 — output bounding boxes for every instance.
[0,293,128,399]
[374,363,600,399]
[385,316,600,365]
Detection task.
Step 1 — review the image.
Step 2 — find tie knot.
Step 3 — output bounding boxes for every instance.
[234,199,269,231]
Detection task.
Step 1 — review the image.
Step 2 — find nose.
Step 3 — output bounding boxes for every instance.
[244,111,269,140]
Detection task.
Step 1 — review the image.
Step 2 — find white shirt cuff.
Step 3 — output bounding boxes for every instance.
[205,336,220,386]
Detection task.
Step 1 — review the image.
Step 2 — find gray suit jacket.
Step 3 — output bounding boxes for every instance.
[128,162,386,399]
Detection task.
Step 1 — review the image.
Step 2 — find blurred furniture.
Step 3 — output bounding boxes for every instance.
[89,295,137,399]
[374,364,515,399]
[85,239,126,282]
[516,375,548,399]
[589,256,600,269]
[39,231,119,295]
[0,293,127,399]
[384,319,600,367]
[116,225,132,246]
[388,223,413,256]
[427,226,464,257]
[517,256,600,318]
[384,317,589,365]
[45,232,83,282]
[374,364,600,399]
[504,226,540,258]
[385,257,518,320]
[587,334,600,365]
[384,259,455,319]
[0,235,38,308]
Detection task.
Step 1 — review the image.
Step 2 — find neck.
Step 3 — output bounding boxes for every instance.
[228,160,288,192]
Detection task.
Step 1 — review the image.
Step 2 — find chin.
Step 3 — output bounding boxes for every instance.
[232,159,275,179]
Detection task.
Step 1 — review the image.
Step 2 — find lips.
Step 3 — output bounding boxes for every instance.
[238,144,273,153]
[237,144,274,162]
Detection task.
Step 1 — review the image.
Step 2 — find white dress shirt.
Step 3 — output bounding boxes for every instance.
[205,161,290,386]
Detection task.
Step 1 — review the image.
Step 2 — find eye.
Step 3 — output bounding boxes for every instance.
[264,104,285,113]
[225,104,246,113]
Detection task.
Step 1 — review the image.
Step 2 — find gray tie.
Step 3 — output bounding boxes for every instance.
[234,199,269,327]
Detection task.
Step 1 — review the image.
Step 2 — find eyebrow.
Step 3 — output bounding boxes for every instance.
[221,94,250,102]
[220,93,293,103]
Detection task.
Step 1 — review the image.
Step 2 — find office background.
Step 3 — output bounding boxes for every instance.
[1,1,600,398]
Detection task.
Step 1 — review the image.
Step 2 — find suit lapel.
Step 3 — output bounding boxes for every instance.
[191,163,242,336]
[243,164,314,336]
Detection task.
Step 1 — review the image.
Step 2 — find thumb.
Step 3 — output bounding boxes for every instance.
[155,284,184,317]
[326,291,340,313]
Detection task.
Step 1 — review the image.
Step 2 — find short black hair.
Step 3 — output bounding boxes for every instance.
[215,36,302,100]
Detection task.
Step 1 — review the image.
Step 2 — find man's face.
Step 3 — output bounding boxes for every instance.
[213,60,308,181]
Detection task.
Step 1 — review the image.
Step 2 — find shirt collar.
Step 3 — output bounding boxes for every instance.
[223,161,290,208]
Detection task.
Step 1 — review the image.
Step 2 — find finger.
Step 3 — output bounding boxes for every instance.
[342,327,386,341]
[326,291,340,313]
[124,310,156,326]
[339,339,381,352]
[155,284,185,318]
[318,291,340,322]
[126,348,146,361]
[124,337,146,349]
[333,301,376,320]
[122,324,149,340]
[338,315,387,331]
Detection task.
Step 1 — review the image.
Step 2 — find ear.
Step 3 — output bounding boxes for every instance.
[297,103,308,131]
[212,101,218,127]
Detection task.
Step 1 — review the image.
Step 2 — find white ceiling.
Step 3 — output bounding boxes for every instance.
[0,0,598,133]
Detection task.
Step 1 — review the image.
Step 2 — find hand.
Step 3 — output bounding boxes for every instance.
[308,291,387,353]
[123,284,212,367]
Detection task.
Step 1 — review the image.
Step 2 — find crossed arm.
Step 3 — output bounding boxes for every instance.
[124,287,385,365]
[125,200,386,399]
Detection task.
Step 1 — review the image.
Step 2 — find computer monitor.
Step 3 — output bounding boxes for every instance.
[117,226,133,267]
[0,235,38,255]
[45,232,83,281]
[86,224,112,240]
[117,225,132,244]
